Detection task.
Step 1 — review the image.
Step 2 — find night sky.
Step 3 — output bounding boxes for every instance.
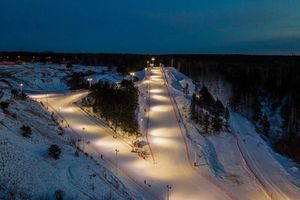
[0,0,300,54]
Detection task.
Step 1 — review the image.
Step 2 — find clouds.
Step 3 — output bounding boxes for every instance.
[0,0,299,54]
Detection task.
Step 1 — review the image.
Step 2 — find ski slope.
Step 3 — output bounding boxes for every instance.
[230,113,300,200]
[162,66,300,200]
[31,67,237,200]
[28,66,300,200]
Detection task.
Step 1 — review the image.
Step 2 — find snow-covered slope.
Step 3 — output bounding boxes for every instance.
[0,89,133,199]
[0,63,123,93]
[163,66,300,200]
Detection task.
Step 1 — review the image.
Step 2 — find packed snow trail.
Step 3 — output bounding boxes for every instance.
[230,113,300,200]
[31,67,300,200]
[138,67,234,200]
[159,66,300,200]
[31,67,238,200]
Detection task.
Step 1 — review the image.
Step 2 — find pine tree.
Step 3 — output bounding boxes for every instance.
[252,96,261,122]
[212,113,222,132]
[198,86,215,109]
[20,125,32,138]
[48,144,61,160]
[261,114,270,137]
[203,114,210,134]
[213,99,225,115]
[190,94,197,120]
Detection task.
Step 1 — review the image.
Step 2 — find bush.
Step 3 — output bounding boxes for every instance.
[66,62,73,69]
[11,89,18,97]
[20,125,32,138]
[0,101,9,110]
[48,144,61,160]
[54,189,65,200]
[67,72,89,90]
[274,138,300,164]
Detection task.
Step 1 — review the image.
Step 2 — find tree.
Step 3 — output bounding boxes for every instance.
[0,101,9,110]
[261,114,270,137]
[183,83,189,96]
[202,114,210,134]
[213,99,225,115]
[20,125,32,138]
[198,86,215,109]
[90,79,139,136]
[67,72,88,90]
[11,89,18,98]
[66,62,73,69]
[190,94,197,120]
[252,96,261,122]
[212,113,222,132]
[55,189,65,200]
[48,144,61,160]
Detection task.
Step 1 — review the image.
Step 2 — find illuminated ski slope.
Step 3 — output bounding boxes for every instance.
[31,67,300,200]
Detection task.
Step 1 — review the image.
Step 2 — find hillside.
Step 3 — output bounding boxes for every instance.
[0,64,134,200]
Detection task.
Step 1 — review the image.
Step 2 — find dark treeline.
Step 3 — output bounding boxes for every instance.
[88,79,139,135]
[2,52,300,161]
[0,52,151,74]
[164,54,300,163]
[190,86,229,134]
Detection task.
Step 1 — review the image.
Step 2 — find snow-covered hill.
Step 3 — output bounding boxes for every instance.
[163,66,300,199]
[0,63,134,200]
[0,63,123,93]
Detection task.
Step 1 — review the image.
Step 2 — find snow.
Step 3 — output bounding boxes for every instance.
[230,112,300,198]
[0,63,123,93]
[163,66,300,200]
[0,91,133,199]
[1,63,300,199]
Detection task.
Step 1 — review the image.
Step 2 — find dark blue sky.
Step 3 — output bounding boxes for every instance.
[0,0,300,54]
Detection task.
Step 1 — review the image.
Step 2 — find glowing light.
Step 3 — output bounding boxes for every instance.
[150,105,172,112]
[150,89,164,94]
[152,94,169,102]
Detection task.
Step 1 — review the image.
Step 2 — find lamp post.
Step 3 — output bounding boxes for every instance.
[151,57,155,67]
[19,83,24,94]
[87,78,92,89]
[166,184,172,200]
[194,152,197,167]
[82,127,86,150]
[115,149,119,174]
[130,72,135,81]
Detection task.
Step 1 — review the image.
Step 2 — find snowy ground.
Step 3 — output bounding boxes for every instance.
[163,66,300,200]
[1,63,300,199]
[0,63,123,93]
[0,90,133,200]
[0,63,135,199]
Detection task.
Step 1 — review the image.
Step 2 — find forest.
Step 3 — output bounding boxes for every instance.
[2,52,299,162]
[190,86,229,134]
[87,80,139,136]
[170,55,300,163]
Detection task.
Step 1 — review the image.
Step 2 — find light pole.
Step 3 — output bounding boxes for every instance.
[130,72,135,81]
[19,83,23,94]
[115,149,119,174]
[87,78,92,89]
[166,184,172,200]
[151,57,155,67]
[82,127,86,150]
